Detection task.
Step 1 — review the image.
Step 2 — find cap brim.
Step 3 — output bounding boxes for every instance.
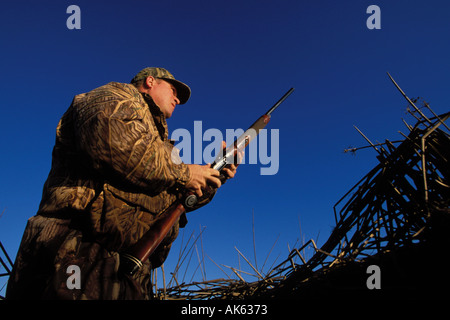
[159,78,191,105]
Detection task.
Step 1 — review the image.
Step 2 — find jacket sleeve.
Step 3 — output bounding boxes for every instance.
[72,84,190,195]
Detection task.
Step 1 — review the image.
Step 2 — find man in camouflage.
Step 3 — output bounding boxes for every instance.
[6,67,237,299]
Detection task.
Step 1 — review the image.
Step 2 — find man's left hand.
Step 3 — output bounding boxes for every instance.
[219,141,240,180]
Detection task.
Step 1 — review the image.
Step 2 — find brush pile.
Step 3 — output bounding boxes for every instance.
[156,78,450,300]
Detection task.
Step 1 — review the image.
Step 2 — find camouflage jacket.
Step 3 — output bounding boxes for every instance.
[7,82,215,300]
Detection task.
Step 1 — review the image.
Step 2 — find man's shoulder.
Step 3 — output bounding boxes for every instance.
[72,82,143,106]
[91,82,141,99]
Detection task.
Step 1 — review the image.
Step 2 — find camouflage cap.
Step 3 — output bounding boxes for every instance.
[130,67,191,104]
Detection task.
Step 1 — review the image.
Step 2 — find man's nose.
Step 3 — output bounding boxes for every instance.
[174,96,181,105]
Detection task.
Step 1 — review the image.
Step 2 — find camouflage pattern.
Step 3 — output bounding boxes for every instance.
[130,67,191,104]
[6,82,214,300]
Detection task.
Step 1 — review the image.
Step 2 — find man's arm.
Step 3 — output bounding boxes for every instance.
[72,84,191,194]
[72,84,231,198]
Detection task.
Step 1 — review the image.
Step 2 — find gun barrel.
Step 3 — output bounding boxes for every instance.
[265,87,295,116]
[211,88,294,172]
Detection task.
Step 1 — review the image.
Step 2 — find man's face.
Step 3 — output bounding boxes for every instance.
[147,78,180,118]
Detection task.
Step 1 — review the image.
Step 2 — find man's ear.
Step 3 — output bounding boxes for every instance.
[144,76,156,89]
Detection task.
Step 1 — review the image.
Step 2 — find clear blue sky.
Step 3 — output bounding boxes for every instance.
[1,0,450,291]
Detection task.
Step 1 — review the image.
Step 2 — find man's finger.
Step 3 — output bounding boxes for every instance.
[222,168,235,179]
[207,176,222,188]
[208,168,221,177]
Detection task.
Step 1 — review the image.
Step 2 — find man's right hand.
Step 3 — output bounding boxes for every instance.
[185,164,222,198]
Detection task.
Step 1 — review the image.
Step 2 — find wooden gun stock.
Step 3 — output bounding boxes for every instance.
[119,202,186,275]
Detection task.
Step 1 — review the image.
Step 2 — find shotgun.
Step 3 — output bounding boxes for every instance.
[119,87,295,276]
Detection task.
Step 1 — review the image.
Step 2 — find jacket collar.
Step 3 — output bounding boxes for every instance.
[141,92,169,141]
[141,93,164,116]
